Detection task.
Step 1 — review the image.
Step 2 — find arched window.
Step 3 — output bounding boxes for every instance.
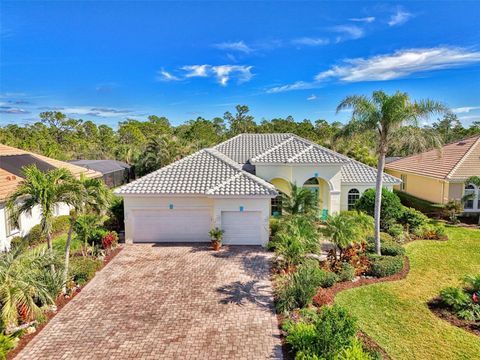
[271,192,284,216]
[347,188,360,210]
[464,184,475,209]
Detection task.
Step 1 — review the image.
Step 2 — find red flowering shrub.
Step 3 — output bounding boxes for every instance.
[102,231,118,250]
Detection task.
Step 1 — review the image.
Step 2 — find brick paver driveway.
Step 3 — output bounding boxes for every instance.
[16,244,283,359]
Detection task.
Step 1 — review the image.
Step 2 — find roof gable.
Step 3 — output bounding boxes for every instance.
[385,135,480,180]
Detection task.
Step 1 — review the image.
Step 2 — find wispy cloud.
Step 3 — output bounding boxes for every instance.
[268,47,480,93]
[38,106,132,118]
[0,106,29,114]
[349,17,375,23]
[157,65,254,86]
[388,9,413,27]
[452,106,480,114]
[307,94,317,101]
[213,41,253,54]
[292,37,330,47]
[330,25,365,42]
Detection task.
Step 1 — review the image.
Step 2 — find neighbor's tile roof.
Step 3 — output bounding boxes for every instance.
[115,148,277,197]
[342,160,401,184]
[385,135,480,180]
[0,144,101,202]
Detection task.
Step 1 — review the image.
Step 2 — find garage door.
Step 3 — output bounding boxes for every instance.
[132,209,211,242]
[221,211,262,245]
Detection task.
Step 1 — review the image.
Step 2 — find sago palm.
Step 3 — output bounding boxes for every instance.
[337,91,446,254]
[7,165,76,270]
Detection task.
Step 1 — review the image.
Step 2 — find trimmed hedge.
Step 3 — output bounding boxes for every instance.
[367,255,404,278]
[366,242,405,257]
[25,215,71,247]
[394,190,444,216]
[355,188,403,230]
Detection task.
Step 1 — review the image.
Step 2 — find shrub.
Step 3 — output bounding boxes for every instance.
[413,223,447,240]
[0,334,16,360]
[276,260,337,313]
[385,223,404,239]
[283,305,357,359]
[333,339,373,360]
[106,196,124,231]
[439,278,480,321]
[337,262,355,282]
[355,188,403,230]
[367,255,404,278]
[366,242,405,257]
[394,190,444,216]
[101,231,119,250]
[399,207,428,232]
[69,257,103,285]
[25,215,71,247]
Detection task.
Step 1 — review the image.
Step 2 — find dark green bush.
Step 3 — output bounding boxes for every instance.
[25,215,71,247]
[355,188,403,230]
[366,242,405,257]
[69,257,103,285]
[276,260,337,313]
[283,305,358,359]
[367,255,404,278]
[106,196,124,231]
[394,190,444,216]
[385,223,404,239]
[399,207,429,232]
[337,262,356,282]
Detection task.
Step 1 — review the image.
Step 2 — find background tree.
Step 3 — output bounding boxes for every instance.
[224,105,257,135]
[337,91,446,254]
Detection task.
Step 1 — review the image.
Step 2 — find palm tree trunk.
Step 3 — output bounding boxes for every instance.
[46,232,55,273]
[374,147,386,255]
[62,218,75,293]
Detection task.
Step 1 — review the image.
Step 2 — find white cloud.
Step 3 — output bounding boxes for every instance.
[307,94,317,101]
[59,107,132,118]
[292,37,330,46]
[211,65,253,86]
[156,69,181,81]
[181,65,209,78]
[315,47,480,82]
[452,106,480,114]
[349,17,375,23]
[267,47,480,93]
[213,41,253,53]
[388,9,413,26]
[330,25,365,42]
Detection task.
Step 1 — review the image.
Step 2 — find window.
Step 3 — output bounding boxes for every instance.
[4,207,20,237]
[347,189,360,210]
[400,174,407,191]
[271,193,283,216]
[464,184,475,209]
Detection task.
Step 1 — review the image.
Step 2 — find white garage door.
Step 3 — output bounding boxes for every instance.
[221,211,262,245]
[132,209,211,242]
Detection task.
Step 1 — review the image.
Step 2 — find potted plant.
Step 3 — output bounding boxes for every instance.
[209,227,224,251]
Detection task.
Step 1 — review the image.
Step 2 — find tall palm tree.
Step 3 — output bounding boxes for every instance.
[63,175,111,291]
[281,182,318,215]
[337,91,446,254]
[7,166,76,270]
[136,134,184,176]
[462,176,480,225]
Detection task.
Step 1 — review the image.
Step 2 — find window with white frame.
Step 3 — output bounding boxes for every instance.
[400,174,407,191]
[464,184,475,209]
[4,207,20,236]
[271,192,284,216]
[347,188,360,210]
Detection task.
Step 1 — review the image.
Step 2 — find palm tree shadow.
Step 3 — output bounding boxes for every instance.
[217,280,274,311]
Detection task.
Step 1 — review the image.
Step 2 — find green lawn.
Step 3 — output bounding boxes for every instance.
[336,226,480,360]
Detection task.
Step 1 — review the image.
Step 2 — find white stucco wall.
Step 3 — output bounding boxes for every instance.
[122,195,271,245]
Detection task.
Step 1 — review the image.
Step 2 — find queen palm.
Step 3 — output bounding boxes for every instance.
[337,91,446,254]
[63,175,111,291]
[7,165,76,270]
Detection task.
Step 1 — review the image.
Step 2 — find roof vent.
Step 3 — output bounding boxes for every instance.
[457,141,466,146]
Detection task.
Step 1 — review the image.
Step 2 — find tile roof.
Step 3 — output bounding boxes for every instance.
[341,160,401,184]
[0,144,101,202]
[115,148,277,197]
[385,135,480,180]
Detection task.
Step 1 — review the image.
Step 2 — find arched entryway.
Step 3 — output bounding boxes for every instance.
[303,177,330,212]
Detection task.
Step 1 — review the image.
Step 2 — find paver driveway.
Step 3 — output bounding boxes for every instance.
[16,244,283,359]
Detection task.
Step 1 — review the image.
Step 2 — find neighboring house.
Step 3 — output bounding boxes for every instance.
[67,159,133,188]
[115,133,400,246]
[386,135,480,213]
[0,144,101,251]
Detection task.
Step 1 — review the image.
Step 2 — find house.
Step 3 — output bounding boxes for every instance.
[0,144,101,251]
[115,133,400,246]
[67,159,133,188]
[385,135,480,213]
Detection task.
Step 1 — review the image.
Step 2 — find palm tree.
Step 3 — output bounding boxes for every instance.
[74,214,104,256]
[462,176,480,225]
[136,134,185,176]
[7,165,76,270]
[337,91,446,254]
[281,182,317,215]
[63,175,111,292]
[0,247,56,329]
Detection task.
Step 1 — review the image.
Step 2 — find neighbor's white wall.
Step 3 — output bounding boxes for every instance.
[0,204,8,251]
[340,184,394,211]
[213,198,271,246]
[123,196,215,244]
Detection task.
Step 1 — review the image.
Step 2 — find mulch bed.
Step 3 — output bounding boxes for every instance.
[313,256,411,307]
[427,297,480,337]
[7,246,123,360]
[358,331,393,360]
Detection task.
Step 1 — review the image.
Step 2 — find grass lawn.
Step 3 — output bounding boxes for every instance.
[336,226,480,360]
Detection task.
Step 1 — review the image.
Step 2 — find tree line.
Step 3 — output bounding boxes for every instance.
[1,103,479,177]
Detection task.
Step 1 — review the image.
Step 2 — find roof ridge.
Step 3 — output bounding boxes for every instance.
[287,144,314,163]
[212,133,243,150]
[446,135,480,180]
[206,173,242,195]
[250,136,295,162]
[288,133,351,162]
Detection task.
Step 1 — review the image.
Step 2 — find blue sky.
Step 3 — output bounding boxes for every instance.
[1,1,480,127]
